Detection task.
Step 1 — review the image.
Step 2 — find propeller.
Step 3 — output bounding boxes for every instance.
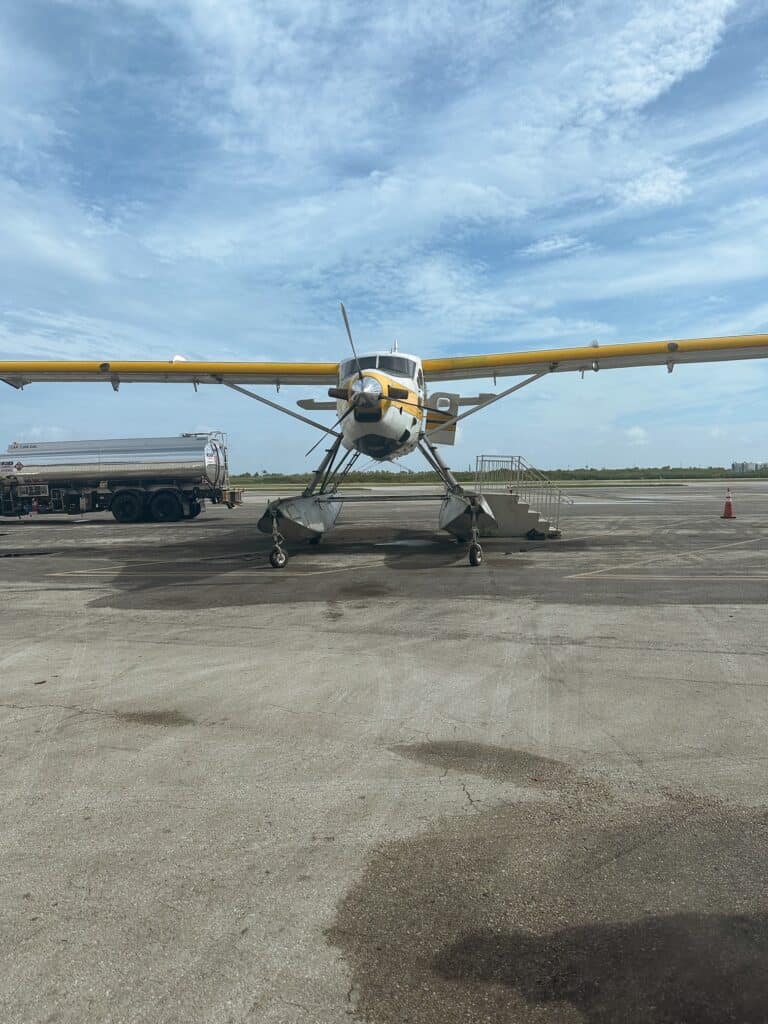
[340,302,363,381]
[305,404,356,457]
[306,303,364,457]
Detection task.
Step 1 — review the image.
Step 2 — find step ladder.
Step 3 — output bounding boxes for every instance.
[473,455,571,537]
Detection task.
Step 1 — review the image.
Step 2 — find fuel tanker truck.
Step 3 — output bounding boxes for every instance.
[0,432,242,522]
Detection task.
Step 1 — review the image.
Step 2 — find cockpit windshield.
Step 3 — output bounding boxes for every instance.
[339,355,417,380]
[339,357,377,379]
[379,355,416,377]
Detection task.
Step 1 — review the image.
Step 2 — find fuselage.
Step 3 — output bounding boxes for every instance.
[336,352,425,460]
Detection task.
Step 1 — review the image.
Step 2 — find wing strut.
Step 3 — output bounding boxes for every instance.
[418,437,463,493]
[222,382,341,438]
[424,370,550,439]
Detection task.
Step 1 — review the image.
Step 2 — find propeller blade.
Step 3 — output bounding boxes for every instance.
[305,403,355,458]
[389,395,454,418]
[340,302,363,380]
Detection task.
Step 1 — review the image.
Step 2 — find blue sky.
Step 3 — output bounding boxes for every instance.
[1,0,767,472]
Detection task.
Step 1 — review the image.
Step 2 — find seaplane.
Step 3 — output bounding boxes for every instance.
[2,306,768,567]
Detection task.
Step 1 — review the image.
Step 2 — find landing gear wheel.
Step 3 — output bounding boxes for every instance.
[469,543,483,567]
[269,546,288,569]
[268,512,288,568]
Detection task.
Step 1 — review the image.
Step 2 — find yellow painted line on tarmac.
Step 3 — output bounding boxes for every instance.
[565,536,764,579]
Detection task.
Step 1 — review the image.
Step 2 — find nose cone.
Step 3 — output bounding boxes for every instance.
[351,374,383,406]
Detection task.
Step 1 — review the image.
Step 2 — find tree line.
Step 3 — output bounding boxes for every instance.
[231,466,768,484]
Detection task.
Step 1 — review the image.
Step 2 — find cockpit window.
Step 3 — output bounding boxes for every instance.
[339,356,378,379]
[378,355,416,377]
[338,355,418,380]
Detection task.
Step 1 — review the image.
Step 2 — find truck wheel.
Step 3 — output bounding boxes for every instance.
[111,491,144,524]
[149,490,183,523]
[187,500,202,519]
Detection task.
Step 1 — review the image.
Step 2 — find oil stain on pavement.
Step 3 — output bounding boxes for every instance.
[115,710,195,727]
[392,740,608,795]
[436,912,768,1023]
[328,743,768,1023]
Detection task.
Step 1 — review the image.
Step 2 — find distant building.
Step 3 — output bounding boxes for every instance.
[731,461,768,472]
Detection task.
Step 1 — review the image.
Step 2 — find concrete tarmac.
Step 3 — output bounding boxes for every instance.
[1,483,767,1023]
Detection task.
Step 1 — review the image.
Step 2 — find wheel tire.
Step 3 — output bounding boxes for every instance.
[111,491,145,524]
[187,500,202,519]
[149,491,183,523]
[469,543,483,567]
[269,547,288,568]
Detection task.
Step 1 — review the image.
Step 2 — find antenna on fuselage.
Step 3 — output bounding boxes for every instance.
[340,302,363,381]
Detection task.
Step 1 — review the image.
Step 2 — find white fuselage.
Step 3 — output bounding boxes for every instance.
[336,351,425,461]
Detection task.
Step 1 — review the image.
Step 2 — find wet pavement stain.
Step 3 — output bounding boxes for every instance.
[72,511,768,610]
[328,780,768,1024]
[436,913,768,1023]
[392,740,604,794]
[115,710,195,727]
[0,550,54,557]
[83,528,472,611]
[6,500,768,609]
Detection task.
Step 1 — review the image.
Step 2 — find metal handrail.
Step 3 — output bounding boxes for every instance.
[474,455,571,529]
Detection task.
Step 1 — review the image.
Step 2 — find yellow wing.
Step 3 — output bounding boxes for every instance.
[422,334,768,382]
[0,359,338,389]
[4,333,768,388]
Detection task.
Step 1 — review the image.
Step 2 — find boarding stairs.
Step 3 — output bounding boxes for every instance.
[472,455,571,538]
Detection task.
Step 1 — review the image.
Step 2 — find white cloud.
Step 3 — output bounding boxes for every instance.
[617,166,691,208]
[29,0,733,292]
[520,235,591,257]
[0,32,64,166]
[567,1,738,120]
[626,426,649,445]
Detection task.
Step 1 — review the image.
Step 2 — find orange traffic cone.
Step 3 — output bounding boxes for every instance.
[721,489,735,519]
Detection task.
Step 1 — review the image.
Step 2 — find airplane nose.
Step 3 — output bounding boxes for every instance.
[351,375,383,406]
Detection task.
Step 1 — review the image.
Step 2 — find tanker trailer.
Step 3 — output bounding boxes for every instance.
[0,432,242,521]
